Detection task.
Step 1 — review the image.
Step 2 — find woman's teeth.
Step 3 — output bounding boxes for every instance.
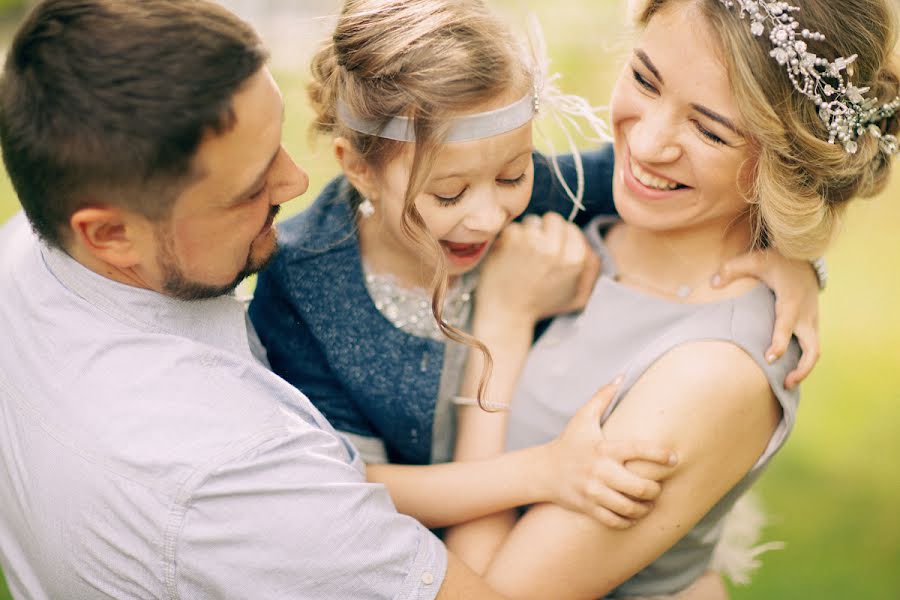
[630,157,681,191]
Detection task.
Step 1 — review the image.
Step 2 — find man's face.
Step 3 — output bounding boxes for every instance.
[151,67,308,300]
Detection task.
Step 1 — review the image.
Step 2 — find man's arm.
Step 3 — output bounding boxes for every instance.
[172,418,515,599]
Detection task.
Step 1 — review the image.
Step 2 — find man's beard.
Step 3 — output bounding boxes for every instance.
[155,206,279,301]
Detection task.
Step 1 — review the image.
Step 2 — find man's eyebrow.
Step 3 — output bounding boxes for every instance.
[691,103,742,135]
[635,49,663,84]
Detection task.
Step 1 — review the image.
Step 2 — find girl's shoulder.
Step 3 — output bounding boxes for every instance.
[275,176,359,266]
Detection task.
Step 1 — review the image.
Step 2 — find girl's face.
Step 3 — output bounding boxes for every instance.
[365,102,534,279]
[610,4,755,235]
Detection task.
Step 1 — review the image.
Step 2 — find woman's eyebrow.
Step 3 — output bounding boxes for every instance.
[690,103,741,135]
[635,49,663,83]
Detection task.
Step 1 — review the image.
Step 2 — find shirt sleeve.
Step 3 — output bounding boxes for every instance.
[526,145,617,226]
[340,430,390,464]
[170,425,446,600]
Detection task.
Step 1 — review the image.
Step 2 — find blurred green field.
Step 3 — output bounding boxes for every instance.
[1,1,899,598]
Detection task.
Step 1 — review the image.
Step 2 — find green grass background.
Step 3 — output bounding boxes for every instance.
[1,1,899,598]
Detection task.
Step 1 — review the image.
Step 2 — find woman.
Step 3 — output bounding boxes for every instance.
[446,0,899,597]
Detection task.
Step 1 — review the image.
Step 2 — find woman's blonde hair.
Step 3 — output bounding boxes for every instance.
[309,0,534,401]
[638,0,899,258]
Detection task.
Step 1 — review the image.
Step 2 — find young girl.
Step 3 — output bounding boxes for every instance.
[249,0,822,575]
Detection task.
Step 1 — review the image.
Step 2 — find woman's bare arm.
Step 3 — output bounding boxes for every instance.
[480,341,781,599]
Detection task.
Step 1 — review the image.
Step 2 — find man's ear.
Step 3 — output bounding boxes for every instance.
[69,206,147,268]
[334,137,378,198]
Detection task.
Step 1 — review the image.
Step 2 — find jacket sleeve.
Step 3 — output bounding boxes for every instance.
[249,265,380,440]
[526,144,617,226]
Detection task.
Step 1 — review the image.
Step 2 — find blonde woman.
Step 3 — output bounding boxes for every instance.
[447,0,899,597]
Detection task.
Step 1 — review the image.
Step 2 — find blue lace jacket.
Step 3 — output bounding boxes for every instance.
[249,147,616,465]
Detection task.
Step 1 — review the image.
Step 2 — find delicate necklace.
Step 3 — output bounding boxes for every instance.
[612,231,749,300]
[614,270,710,299]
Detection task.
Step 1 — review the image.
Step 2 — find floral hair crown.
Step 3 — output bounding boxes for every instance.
[719,0,899,156]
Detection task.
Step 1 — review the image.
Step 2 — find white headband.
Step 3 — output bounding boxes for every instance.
[336,14,612,221]
[337,93,537,143]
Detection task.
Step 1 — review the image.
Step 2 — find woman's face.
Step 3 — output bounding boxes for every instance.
[610,4,755,235]
[367,104,534,278]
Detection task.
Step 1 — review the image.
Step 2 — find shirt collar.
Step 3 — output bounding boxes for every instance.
[43,244,255,361]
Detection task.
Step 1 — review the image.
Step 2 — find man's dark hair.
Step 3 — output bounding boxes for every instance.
[0,0,269,248]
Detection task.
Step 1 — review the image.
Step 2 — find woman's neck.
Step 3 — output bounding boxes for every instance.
[607,216,755,300]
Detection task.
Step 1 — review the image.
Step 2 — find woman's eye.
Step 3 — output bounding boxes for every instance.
[694,121,726,145]
[632,68,658,94]
[497,173,527,187]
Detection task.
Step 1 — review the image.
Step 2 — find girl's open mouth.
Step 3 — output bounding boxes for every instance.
[441,240,489,267]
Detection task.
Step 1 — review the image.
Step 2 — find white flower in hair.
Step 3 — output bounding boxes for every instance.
[719,0,900,156]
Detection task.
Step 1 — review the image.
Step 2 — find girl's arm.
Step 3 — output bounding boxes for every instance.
[369,214,673,530]
[714,249,822,388]
[478,341,780,599]
[530,146,823,387]
[445,214,676,573]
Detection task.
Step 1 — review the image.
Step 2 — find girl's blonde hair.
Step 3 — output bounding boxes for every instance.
[309,0,534,401]
[638,0,899,259]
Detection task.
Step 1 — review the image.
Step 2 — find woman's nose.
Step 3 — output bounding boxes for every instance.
[628,111,682,165]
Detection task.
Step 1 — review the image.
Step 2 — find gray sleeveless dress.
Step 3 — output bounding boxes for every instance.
[506,217,801,597]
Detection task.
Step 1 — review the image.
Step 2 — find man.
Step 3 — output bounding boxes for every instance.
[0,1,507,597]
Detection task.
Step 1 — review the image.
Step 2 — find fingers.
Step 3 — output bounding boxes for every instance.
[590,505,637,530]
[581,376,623,422]
[594,459,664,501]
[785,324,820,389]
[765,297,798,363]
[606,440,678,467]
[585,481,654,521]
[713,250,768,288]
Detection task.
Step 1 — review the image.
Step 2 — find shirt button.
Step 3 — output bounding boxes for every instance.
[421,571,434,585]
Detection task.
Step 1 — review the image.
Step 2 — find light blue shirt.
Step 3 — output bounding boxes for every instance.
[0,213,446,600]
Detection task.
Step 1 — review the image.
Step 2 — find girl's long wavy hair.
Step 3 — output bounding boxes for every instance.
[308,0,533,403]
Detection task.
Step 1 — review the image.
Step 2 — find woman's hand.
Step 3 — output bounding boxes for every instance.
[537,379,678,529]
[477,212,601,326]
[713,249,820,389]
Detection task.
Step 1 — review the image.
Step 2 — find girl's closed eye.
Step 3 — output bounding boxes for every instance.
[434,187,467,206]
[497,172,528,187]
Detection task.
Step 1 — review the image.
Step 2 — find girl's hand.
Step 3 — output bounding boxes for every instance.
[477,212,601,325]
[538,379,678,529]
[713,250,820,389]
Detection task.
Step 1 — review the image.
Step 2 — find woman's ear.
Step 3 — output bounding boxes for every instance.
[334,137,377,198]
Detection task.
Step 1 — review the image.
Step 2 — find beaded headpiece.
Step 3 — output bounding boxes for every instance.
[719,0,899,156]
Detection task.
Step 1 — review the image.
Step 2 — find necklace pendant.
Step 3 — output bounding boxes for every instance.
[675,284,692,298]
